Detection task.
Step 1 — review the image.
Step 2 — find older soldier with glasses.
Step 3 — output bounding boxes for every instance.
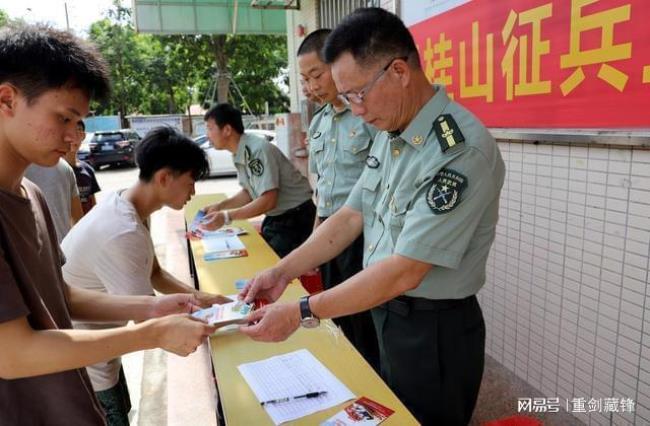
[240,8,505,425]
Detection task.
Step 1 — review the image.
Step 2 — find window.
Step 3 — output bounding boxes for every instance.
[318,0,381,29]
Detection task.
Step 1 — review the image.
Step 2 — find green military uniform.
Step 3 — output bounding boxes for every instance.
[234,132,315,257]
[346,85,505,425]
[308,104,380,371]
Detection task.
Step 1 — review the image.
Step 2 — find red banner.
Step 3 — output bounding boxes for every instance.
[408,0,650,128]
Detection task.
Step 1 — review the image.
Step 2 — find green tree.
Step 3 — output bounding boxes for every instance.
[88,1,289,120]
[0,9,10,27]
[88,4,147,126]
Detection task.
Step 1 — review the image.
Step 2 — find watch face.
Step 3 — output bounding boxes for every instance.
[301,317,320,328]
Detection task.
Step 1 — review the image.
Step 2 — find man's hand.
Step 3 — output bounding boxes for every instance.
[198,211,226,232]
[239,302,301,342]
[239,267,291,303]
[194,291,232,308]
[201,202,222,215]
[149,293,201,318]
[147,314,217,356]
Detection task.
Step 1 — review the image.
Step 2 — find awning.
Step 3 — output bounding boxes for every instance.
[133,0,292,35]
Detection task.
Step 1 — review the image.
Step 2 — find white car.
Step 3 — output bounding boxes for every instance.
[195,129,276,177]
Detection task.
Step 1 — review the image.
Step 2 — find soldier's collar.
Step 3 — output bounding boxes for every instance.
[399,84,451,150]
[325,102,350,117]
[233,134,250,165]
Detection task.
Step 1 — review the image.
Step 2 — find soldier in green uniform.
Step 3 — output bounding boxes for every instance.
[297,29,379,370]
[239,8,505,426]
[200,104,315,258]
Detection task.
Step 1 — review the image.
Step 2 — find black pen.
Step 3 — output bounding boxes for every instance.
[260,391,328,406]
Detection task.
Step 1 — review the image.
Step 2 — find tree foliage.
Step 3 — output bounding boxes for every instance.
[0,9,8,27]
[88,2,289,119]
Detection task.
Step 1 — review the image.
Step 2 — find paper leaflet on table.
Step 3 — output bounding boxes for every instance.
[199,230,247,261]
[321,397,395,425]
[191,294,253,328]
[237,349,355,425]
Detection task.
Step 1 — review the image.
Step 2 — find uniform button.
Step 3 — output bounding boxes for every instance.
[352,148,357,153]
[368,244,374,251]
[326,201,331,206]
[392,148,400,157]
[331,138,336,143]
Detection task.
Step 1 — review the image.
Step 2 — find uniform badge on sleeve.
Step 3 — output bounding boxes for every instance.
[366,155,380,169]
[433,114,465,153]
[426,168,468,214]
[248,159,264,176]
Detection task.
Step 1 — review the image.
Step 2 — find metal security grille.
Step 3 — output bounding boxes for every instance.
[318,0,381,28]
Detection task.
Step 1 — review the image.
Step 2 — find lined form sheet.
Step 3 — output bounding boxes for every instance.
[238,349,355,424]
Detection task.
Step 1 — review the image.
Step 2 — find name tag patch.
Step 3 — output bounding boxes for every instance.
[426,168,467,214]
[366,155,380,169]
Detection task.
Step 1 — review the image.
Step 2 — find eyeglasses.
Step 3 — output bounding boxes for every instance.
[339,56,408,106]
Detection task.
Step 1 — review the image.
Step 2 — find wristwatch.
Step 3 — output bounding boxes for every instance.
[223,210,232,225]
[299,295,320,328]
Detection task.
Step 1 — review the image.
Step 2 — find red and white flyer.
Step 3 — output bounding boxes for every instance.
[321,397,394,425]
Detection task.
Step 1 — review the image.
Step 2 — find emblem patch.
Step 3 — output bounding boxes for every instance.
[248,159,264,176]
[366,155,380,169]
[426,168,467,214]
[433,114,465,153]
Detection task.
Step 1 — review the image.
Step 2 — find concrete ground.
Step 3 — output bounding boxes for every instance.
[94,166,582,425]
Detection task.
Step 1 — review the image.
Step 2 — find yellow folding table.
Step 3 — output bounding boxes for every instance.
[185,194,418,425]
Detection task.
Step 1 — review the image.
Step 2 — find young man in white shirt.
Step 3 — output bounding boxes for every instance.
[62,126,228,425]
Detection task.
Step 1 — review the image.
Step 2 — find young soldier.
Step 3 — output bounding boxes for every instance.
[62,127,229,425]
[240,8,505,425]
[0,25,215,425]
[200,103,315,258]
[298,29,379,370]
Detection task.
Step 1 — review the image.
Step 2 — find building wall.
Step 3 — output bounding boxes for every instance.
[480,141,650,425]
[287,0,318,113]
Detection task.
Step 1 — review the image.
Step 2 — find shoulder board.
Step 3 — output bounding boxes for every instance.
[433,114,465,153]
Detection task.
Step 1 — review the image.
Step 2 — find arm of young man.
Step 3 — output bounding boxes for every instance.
[70,195,83,225]
[202,188,252,214]
[0,311,215,380]
[150,256,231,306]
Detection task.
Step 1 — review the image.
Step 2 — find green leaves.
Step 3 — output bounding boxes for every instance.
[87,3,289,118]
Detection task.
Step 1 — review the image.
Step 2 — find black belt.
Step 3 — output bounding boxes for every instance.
[272,199,314,218]
[378,295,476,316]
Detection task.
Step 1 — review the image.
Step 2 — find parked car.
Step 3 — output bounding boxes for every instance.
[195,129,276,177]
[77,131,93,163]
[86,130,141,168]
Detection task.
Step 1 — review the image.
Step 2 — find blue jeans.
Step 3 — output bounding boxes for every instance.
[95,367,132,426]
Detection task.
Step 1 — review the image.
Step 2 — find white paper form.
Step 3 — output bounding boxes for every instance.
[201,235,245,254]
[238,349,355,425]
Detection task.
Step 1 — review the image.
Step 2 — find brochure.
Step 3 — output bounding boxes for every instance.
[321,397,394,425]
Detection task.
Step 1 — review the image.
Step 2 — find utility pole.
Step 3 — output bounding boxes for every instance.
[64,2,70,31]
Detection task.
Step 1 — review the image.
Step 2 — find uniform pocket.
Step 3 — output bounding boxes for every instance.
[388,191,410,246]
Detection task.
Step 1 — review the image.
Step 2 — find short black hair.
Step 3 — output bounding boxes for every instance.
[297,29,331,60]
[136,127,209,182]
[0,24,110,103]
[323,8,419,68]
[204,103,244,134]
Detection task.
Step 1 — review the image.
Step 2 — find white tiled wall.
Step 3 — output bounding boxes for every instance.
[479,141,650,425]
